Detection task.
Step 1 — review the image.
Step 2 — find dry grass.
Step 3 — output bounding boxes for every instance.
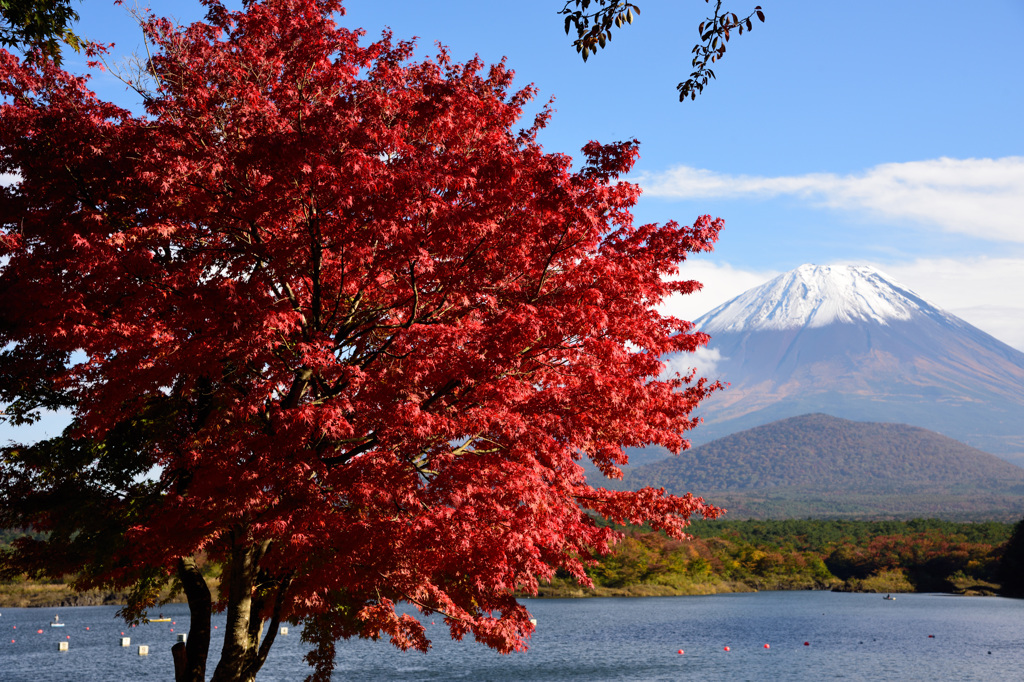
[0,578,219,609]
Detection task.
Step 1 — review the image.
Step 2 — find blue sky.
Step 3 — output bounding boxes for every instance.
[62,1,1024,351]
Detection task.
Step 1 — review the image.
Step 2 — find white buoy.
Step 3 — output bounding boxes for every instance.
[58,641,69,651]
[176,633,187,643]
[120,637,131,647]
[279,627,288,635]
[138,645,149,656]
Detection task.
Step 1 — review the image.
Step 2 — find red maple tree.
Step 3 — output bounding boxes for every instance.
[0,1,722,680]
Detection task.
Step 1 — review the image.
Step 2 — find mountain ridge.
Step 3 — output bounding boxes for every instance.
[674,264,1024,458]
[620,413,1024,520]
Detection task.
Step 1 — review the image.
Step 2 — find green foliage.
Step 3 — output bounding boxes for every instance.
[687,518,1014,550]
[0,0,81,63]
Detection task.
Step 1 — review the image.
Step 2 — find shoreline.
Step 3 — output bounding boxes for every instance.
[2,577,1000,609]
[0,578,217,609]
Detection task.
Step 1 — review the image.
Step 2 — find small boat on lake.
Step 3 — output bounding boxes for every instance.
[150,618,172,622]
[883,594,896,600]
[50,615,65,627]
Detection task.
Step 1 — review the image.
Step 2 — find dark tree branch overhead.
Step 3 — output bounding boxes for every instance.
[560,0,765,101]
[3,1,764,97]
[0,0,81,64]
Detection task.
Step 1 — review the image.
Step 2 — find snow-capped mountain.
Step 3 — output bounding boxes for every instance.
[676,264,1024,461]
[699,264,938,332]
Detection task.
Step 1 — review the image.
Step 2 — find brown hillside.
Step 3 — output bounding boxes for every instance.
[620,414,1024,519]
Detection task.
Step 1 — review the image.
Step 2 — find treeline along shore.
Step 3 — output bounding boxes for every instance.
[3,518,1022,607]
[534,518,1021,598]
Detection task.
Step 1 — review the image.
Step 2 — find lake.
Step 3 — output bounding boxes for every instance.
[3,591,1022,680]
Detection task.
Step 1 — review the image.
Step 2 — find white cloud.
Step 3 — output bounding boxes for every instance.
[657,260,781,324]
[873,256,1024,352]
[661,347,725,381]
[637,157,1024,243]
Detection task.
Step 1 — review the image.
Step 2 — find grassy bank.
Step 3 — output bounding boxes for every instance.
[0,580,135,608]
[0,576,219,609]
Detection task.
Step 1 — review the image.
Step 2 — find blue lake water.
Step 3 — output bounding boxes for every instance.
[3,591,1022,680]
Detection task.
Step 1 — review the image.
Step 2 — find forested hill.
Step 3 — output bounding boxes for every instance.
[619,414,1024,519]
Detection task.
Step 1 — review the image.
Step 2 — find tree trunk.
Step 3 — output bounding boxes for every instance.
[175,556,213,682]
[210,534,271,682]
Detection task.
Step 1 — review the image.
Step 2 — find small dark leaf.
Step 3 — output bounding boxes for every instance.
[756,9,765,22]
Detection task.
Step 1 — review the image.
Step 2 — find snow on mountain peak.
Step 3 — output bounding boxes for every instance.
[696,264,939,333]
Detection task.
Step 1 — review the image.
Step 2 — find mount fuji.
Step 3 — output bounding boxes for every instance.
[669,264,1024,462]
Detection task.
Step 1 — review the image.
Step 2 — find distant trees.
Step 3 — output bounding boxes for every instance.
[539,519,1012,596]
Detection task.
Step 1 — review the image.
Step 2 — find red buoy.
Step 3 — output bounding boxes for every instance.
[677,649,684,655]
[36,629,42,634]
[764,644,770,649]
[723,646,730,652]
[804,641,810,646]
